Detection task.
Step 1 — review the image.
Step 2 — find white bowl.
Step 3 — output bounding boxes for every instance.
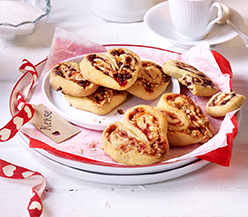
[91,0,156,22]
[0,0,52,40]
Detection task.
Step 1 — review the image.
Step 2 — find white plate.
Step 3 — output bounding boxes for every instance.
[144,2,244,48]
[18,133,209,185]
[9,44,239,184]
[18,130,197,175]
[10,46,197,177]
[42,55,180,131]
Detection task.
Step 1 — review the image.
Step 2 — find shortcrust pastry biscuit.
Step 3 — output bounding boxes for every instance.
[64,86,128,115]
[49,62,98,97]
[206,91,246,117]
[127,60,171,100]
[163,60,217,96]
[156,93,214,146]
[80,47,141,90]
[102,105,169,165]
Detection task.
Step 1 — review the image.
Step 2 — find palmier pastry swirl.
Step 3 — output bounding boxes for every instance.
[206,91,246,117]
[64,86,128,115]
[80,48,141,90]
[163,60,218,96]
[156,93,214,146]
[49,62,98,97]
[127,60,171,100]
[102,105,169,165]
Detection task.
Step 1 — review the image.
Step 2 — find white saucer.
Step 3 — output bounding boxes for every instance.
[144,2,244,48]
[18,133,209,185]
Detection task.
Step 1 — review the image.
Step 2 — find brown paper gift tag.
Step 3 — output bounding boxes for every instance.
[29,104,80,143]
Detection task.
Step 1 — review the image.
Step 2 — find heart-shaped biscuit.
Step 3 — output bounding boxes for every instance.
[50,62,98,97]
[127,60,171,100]
[156,93,214,146]
[102,105,169,165]
[163,60,218,96]
[206,91,246,117]
[80,48,141,90]
[64,86,128,115]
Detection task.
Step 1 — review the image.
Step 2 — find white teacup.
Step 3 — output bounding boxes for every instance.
[168,0,224,41]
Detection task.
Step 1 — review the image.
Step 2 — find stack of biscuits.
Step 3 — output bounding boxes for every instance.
[49,48,245,166]
[49,47,171,115]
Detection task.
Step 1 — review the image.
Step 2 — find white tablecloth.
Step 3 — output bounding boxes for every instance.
[1,0,248,216]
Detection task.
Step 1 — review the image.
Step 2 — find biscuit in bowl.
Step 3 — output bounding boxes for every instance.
[102,105,169,165]
[64,86,128,115]
[206,91,246,117]
[156,93,214,146]
[80,47,141,90]
[49,62,98,97]
[127,60,171,100]
[163,60,217,97]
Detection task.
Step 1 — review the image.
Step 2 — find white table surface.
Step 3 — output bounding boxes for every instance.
[1,0,248,216]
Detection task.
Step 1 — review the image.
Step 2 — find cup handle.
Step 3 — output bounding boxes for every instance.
[207,2,223,30]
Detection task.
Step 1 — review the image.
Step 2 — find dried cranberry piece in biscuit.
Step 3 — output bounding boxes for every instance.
[163,60,217,96]
[102,105,169,165]
[49,62,98,97]
[156,93,214,146]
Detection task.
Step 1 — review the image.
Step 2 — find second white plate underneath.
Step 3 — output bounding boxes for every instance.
[22,135,209,185]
